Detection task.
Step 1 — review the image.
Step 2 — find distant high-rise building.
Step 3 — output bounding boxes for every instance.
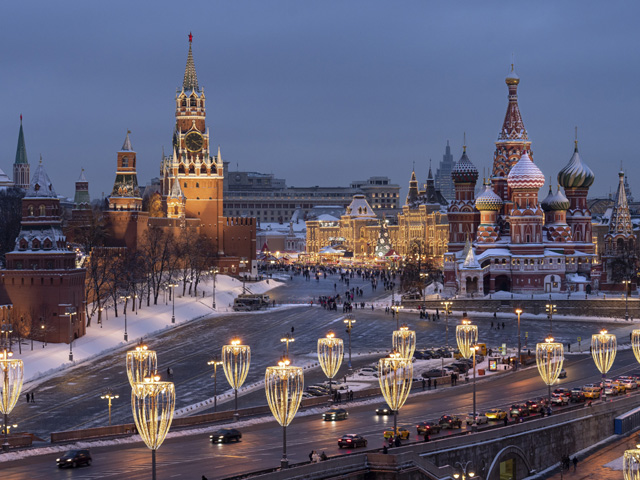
[434,141,455,201]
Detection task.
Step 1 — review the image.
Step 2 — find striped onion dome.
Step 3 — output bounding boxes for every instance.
[557,144,595,188]
[451,148,479,184]
[475,182,503,211]
[507,152,545,190]
[541,185,570,212]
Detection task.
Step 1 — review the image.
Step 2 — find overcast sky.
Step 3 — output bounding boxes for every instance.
[2,1,637,201]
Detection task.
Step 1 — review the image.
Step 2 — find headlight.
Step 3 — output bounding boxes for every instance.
[67,459,72,462]
[56,458,60,462]
[219,436,224,439]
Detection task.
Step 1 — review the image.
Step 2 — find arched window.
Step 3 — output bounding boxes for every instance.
[43,238,52,249]
[189,164,195,174]
[178,164,185,174]
[196,182,199,188]
[200,165,207,174]
[28,205,34,216]
[19,239,27,250]
[122,156,129,168]
[39,204,46,216]
[32,239,40,250]
[182,100,187,107]
[190,97,197,107]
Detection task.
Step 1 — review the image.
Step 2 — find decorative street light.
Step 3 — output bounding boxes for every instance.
[441,300,453,348]
[168,283,178,324]
[632,330,640,365]
[391,304,403,330]
[280,333,295,357]
[343,316,356,374]
[265,357,304,469]
[456,317,479,431]
[120,295,131,341]
[624,445,640,480]
[515,308,523,370]
[392,325,416,360]
[126,343,157,387]
[131,374,175,480]
[100,389,119,426]
[1,323,13,351]
[318,332,344,399]
[453,461,476,479]
[210,268,219,310]
[536,334,564,407]
[222,339,251,419]
[591,329,617,401]
[378,351,413,438]
[63,307,77,361]
[623,279,631,321]
[0,347,23,452]
[207,355,223,412]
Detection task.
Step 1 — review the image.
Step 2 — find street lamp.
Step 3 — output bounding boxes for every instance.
[545,300,557,335]
[0,347,23,451]
[265,357,304,469]
[168,284,178,324]
[456,317,479,431]
[63,308,77,361]
[515,308,523,371]
[126,343,157,387]
[343,316,356,374]
[441,300,453,348]
[391,304,403,330]
[120,295,131,341]
[623,279,631,321]
[131,374,175,480]
[222,339,251,419]
[536,334,564,408]
[207,355,223,412]
[100,389,119,426]
[378,351,412,439]
[591,329,617,401]
[280,333,295,357]
[317,332,343,399]
[392,325,416,360]
[624,445,640,480]
[1,323,12,351]
[453,461,476,479]
[210,268,219,310]
[632,330,640,365]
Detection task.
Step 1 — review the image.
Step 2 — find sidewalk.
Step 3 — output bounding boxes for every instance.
[544,431,637,480]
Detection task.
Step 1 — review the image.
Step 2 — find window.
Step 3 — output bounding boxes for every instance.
[39,205,46,216]
[122,156,129,168]
[28,205,34,216]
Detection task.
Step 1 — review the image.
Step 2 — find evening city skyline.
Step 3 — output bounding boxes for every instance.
[2,1,638,201]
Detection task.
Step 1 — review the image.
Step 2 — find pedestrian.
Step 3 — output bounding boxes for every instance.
[428,377,432,389]
[572,456,578,471]
[434,379,437,389]
[388,436,394,447]
[395,436,401,447]
[422,379,426,391]
[423,432,430,442]
[382,445,388,454]
[309,450,314,462]
[25,392,29,403]
[502,322,505,329]
[504,416,508,427]
[320,451,328,461]
[31,392,35,403]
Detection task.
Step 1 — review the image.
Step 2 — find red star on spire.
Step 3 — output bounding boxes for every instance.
[189,32,193,43]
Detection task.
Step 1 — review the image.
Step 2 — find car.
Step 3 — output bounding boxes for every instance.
[338,433,368,448]
[616,377,638,390]
[376,405,397,416]
[553,388,571,398]
[570,388,586,403]
[358,367,377,376]
[416,421,442,435]
[485,409,507,421]
[550,393,569,405]
[583,385,601,399]
[383,427,411,440]
[323,408,348,421]
[603,383,619,396]
[438,415,462,429]
[558,369,567,379]
[451,363,471,374]
[210,428,242,443]
[465,412,488,425]
[525,399,543,413]
[509,404,530,418]
[421,369,444,378]
[56,449,92,468]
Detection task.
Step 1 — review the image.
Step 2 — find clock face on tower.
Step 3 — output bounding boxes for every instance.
[185,131,204,152]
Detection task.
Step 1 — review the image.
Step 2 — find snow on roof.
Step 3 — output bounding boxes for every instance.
[317,214,339,222]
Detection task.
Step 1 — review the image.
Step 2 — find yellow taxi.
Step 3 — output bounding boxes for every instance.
[485,408,507,421]
[383,427,411,440]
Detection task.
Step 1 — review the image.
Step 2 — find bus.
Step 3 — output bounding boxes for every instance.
[233,294,270,311]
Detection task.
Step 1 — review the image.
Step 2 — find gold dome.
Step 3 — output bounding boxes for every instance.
[505,63,520,85]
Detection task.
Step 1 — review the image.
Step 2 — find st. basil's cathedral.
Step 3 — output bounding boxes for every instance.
[443,66,635,296]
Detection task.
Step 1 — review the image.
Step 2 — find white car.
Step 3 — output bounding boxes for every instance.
[465,412,488,425]
[617,377,637,389]
[550,393,569,405]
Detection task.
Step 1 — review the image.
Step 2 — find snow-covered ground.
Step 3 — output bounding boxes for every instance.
[13,275,283,388]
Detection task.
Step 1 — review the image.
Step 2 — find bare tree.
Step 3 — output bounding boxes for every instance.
[141,226,175,305]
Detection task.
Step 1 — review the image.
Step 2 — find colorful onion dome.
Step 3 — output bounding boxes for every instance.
[507,152,545,190]
[541,185,570,212]
[557,143,595,188]
[475,182,503,211]
[451,147,479,184]
[505,64,520,86]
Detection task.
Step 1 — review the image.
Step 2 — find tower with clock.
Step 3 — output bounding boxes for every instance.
[161,33,225,252]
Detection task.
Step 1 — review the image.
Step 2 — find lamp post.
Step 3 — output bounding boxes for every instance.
[210,268,219,310]
[131,374,175,480]
[515,308,523,371]
[222,339,251,420]
[624,444,640,480]
[453,461,476,479]
[623,279,631,321]
[317,332,344,400]
[343,316,356,375]
[391,304,403,330]
[456,317,479,431]
[1,323,13,351]
[168,284,178,324]
[100,389,119,426]
[0,347,23,452]
[378,351,412,438]
[265,357,304,469]
[392,325,416,360]
[63,308,77,361]
[280,333,295,357]
[536,334,564,407]
[207,355,223,412]
[126,343,157,387]
[545,300,557,335]
[120,295,131,342]
[591,329,617,401]
[441,300,453,348]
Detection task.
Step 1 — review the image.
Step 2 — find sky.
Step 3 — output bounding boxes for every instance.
[1,1,638,201]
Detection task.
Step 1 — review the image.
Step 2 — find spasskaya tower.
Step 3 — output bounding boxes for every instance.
[161,33,225,253]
